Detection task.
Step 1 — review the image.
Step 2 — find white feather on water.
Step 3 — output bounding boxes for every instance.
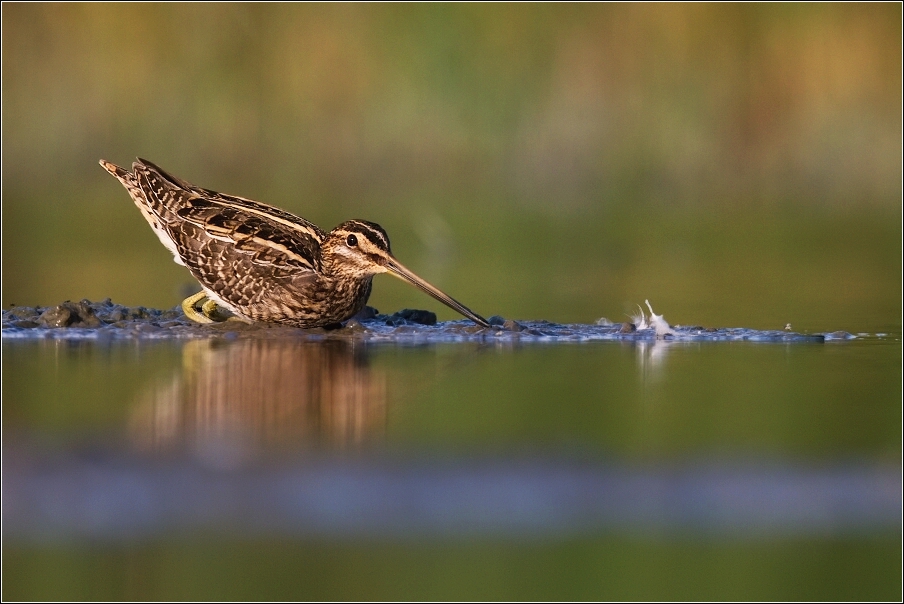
[629,300,675,338]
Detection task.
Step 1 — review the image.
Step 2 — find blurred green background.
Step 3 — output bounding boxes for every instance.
[4,7,901,599]
[2,3,901,329]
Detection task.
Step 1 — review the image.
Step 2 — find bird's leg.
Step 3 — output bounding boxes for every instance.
[181,291,216,324]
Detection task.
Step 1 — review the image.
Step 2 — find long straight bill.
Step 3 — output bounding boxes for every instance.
[385,258,491,328]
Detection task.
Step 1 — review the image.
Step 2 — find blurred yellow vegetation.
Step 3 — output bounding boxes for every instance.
[3,4,899,203]
[2,4,900,326]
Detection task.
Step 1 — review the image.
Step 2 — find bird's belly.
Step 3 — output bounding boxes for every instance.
[138,206,186,266]
[207,275,372,328]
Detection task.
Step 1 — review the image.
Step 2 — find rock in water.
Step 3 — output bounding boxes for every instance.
[37,300,102,328]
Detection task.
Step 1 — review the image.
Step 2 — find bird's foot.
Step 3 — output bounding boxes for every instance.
[181,291,236,324]
[182,291,215,324]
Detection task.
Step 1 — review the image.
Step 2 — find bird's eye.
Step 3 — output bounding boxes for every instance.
[346,234,358,247]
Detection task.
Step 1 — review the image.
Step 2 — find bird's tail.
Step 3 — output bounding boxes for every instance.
[99,158,135,184]
[99,158,188,266]
[99,158,146,204]
[100,157,191,222]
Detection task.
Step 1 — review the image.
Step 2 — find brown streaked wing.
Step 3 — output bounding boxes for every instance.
[134,158,326,244]
[133,158,325,273]
[192,188,326,243]
[176,197,322,272]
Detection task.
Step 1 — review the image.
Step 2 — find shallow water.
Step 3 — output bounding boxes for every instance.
[2,312,901,600]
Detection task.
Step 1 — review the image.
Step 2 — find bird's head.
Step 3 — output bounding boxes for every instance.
[321,220,394,277]
[322,220,490,327]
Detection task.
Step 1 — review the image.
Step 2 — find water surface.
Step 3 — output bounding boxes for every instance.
[3,330,900,600]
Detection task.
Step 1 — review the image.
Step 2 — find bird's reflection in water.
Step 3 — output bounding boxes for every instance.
[130,339,386,455]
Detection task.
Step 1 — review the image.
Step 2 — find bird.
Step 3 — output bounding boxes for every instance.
[99,158,490,329]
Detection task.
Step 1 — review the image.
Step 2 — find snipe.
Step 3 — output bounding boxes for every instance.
[100,158,490,328]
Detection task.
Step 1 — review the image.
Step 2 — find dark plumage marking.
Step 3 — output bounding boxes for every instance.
[356,222,390,250]
[235,222,255,236]
[339,220,390,252]
[174,199,320,271]
[205,212,239,231]
[189,198,216,209]
[188,188,326,243]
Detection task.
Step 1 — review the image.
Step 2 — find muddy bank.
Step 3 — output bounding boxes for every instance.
[2,298,850,343]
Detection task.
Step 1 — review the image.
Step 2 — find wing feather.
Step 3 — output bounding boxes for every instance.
[130,159,325,273]
[175,199,322,271]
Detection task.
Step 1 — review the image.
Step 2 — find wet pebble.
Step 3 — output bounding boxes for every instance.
[6,307,39,320]
[342,319,367,333]
[37,301,103,328]
[10,320,39,328]
[619,322,637,334]
[385,309,437,326]
[488,315,506,326]
[502,319,525,332]
[37,305,73,328]
[352,306,379,321]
